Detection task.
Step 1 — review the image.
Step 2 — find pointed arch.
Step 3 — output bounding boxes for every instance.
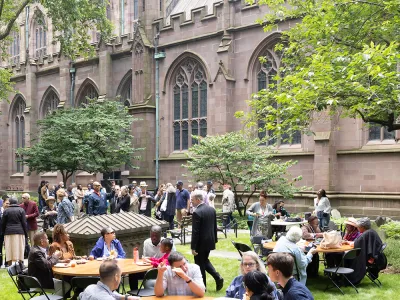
[9,94,27,173]
[40,86,60,118]
[75,78,99,107]
[116,70,132,107]
[30,7,47,58]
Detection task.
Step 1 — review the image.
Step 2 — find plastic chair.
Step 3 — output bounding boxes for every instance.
[18,274,63,300]
[128,268,158,296]
[366,243,387,287]
[231,240,253,257]
[7,263,41,300]
[324,248,361,295]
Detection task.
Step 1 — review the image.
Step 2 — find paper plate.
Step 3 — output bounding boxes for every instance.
[136,262,151,266]
[54,263,70,268]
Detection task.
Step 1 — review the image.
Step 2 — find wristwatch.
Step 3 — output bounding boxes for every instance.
[186,278,192,284]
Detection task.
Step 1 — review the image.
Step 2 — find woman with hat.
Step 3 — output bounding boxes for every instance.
[41,196,58,230]
[138,181,156,217]
[342,217,361,245]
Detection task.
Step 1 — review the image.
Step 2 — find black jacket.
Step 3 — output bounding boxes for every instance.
[191,203,218,252]
[1,204,28,236]
[116,194,130,213]
[138,191,156,217]
[28,246,58,289]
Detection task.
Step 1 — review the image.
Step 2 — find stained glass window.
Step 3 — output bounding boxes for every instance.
[13,97,26,173]
[120,76,132,107]
[172,58,207,151]
[78,83,99,106]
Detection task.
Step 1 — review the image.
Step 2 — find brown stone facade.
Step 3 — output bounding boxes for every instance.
[1,1,400,218]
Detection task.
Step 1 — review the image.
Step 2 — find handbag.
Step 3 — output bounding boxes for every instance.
[160,198,168,212]
[320,231,342,249]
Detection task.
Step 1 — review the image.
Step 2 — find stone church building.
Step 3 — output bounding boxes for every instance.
[1,0,400,218]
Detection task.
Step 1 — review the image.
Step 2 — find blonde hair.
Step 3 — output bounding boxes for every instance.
[166,183,176,193]
[56,188,66,199]
[240,251,267,275]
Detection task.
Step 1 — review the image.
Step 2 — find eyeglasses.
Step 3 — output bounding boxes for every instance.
[106,232,115,235]
[242,262,256,268]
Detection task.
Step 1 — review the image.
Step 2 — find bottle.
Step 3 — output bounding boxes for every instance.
[133,247,139,263]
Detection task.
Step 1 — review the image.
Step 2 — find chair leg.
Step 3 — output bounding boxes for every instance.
[343,275,358,293]
[324,274,344,295]
[366,273,381,287]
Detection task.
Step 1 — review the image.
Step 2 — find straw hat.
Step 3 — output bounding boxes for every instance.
[45,196,56,204]
[344,217,358,228]
[139,181,148,187]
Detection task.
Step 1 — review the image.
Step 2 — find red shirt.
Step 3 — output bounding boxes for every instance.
[150,252,170,268]
[20,201,39,231]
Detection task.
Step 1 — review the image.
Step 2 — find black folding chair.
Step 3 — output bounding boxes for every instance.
[324,248,361,295]
[231,240,253,257]
[366,243,387,287]
[128,268,158,297]
[7,263,41,300]
[18,274,63,300]
[71,276,100,298]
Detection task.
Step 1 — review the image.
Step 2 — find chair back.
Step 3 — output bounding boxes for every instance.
[232,241,252,257]
[380,243,387,254]
[18,274,50,300]
[71,276,100,290]
[137,268,158,292]
[343,248,361,261]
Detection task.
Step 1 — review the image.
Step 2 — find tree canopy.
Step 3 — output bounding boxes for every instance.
[184,132,305,215]
[17,99,141,184]
[238,0,400,141]
[0,0,112,101]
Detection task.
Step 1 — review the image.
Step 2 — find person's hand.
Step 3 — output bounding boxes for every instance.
[316,233,323,238]
[143,258,151,263]
[192,249,198,256]
[172,267,189,281]
[53,250,62,259]
[88,255,94,261]
[157,261,167,274]
[308,247,318,255]
[312,210,316,215]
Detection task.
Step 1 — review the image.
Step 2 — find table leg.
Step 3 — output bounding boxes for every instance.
[62,275,66,300]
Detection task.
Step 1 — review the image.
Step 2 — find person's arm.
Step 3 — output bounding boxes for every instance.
[147,192,156,204]
[302,225,314,240]
[322,198,331,214]
[191,211,201,254]
[246,203,256,216]
[185,265,206,297]
[116,241,126,258]
[225,277,239,298]
[27,203,39,219]
[154,263,167,297]
[88,196,94,215]
[186,191,191,212]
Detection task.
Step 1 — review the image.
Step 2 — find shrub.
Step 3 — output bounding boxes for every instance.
[385,238,400,270]
[381,221,400,239]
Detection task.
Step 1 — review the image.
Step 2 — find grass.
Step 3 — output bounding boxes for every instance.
[1,231,400,300]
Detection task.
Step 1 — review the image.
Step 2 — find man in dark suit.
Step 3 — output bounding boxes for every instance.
[28,232,62,289]
[190,190,224,290]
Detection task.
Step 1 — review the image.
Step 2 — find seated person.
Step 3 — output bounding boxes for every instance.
[89,227,126,259]
[49,224,78,261]
[41,196,57,230]
[273,226,317,285]
[272,201,290,219]
[226,251,278,300]
[346,217,385,285]
[243,270,276,300]
[28,232,71,296]
[143,238,173,268]
[80,260,139,300]
[302,216,323,240]
[342,217,361,245]
[154,251,205,297]
[267,253,314,300]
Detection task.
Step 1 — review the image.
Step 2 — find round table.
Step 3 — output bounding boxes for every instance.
[270,220,308,227]
[53,259,152,299]
[263,241,354,253]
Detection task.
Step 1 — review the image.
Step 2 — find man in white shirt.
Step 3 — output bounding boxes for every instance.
[222,184,235,228]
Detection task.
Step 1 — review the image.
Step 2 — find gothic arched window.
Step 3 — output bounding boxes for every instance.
[42,90,60,117]
[13,97,26,173]
[172,58,207,151]
[9,31,20,65]
[33,13,47,58]
[78,83,99,106]
[119,76,132,107]
[257,48,301,146]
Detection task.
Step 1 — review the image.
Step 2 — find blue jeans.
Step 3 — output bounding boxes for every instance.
[317,211,330,230]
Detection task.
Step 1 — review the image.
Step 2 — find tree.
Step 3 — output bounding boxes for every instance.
[238,0,400,141]
[0,0,112,101]
[17,99,141,185]
[184,132,305,216]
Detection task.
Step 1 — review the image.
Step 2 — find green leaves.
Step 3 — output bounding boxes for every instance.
[17,99,142,182]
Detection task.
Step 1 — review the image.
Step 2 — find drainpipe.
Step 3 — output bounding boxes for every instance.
[154,33,160,188]
[120,0,124,35]
[25,6,29,51]
[70,63,76,183]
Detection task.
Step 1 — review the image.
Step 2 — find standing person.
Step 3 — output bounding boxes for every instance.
[313,189,331,230]
[161,183,177,229]
[137,181,156,217]
[88,181,108,216]
[41,181,49,204]
[176,180,190,227]
[20,193,39,246]
[0,197,10,266]
[115,186,130,213]
[127,184,139,213]
[190,190,224,290]
[83,183,93,214]
[56,188,75,224]
[246,191,273,238]
[206,181,215,194]
[154,184,166,220]
[1,197,28,266]
[41,196,58,230]
[222,184,235,229]
[195,182,209,205]
[74,184,85,213]
[38,181,46,212]
[108,184,120,214]
[131,180,141,195]
[54,181,64,196]
[267,253,314,300]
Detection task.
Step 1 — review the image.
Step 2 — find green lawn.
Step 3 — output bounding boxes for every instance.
[1,232,399,300]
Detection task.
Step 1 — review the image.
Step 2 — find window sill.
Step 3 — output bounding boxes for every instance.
[10,173,24,178]
[41,172,58,177]
[158,152,189,161]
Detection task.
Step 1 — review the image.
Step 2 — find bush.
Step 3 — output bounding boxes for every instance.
[380,221,400,239]
[385,238,400,269]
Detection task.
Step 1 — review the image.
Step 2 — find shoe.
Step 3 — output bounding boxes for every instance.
[216,277,224,291]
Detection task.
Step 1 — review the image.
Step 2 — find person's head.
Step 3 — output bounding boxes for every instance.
[160,238,173,254]
[77,184,83,190]
[317,189,326,198]
[45,181,49,187]
[99,261,122,290]
[21,193,30,204]
[9,197,18,205]
[150,225,162,246]
[59,181,64,187]
[196,182,204,190]
[206,181,213,190]
[357,217,371,233]
[139,181,148,192]
[128,184,134,194]
[259,192,268,206]
[168,252,188,273]
[243,270,274,300]
[46,196,56,208]
[72,183,77,188]
[286,226,302,243]
[267,252,294,283]
[67,185,73,193]
[56,188,66,200]
[132,180,137,187]
[176,180,183,190]
[101,227,116,244]
[2,198,10,209]
[87,183,92,190]
[40,180,46,187]
[344,217,359,232]
[187,184,193,192]
[119,185,126,196]
[191,190,204,208]
[93,181,101,192]
[223,184,231,191]
[166,183,175,193]
[308,215,319,229]
[240,251,266,275]
[53,224,69,244]
[34,231,50,248]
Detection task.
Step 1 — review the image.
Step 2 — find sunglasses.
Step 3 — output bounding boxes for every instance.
[106,232,115,235]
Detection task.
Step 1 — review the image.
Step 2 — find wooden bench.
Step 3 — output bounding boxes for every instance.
[217,212,238,238]
[168,215,192,245]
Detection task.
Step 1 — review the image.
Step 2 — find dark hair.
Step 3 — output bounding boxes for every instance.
[1,194,9,201]
[319,189,327,197]
[272,200,284,210]
[33,231,47,246]
[260,190,268,198]
[101,227,114,238]
[167,251,185,266]
[53,224,68,243]
[40,180,46,187]
[9,197,18,205]
[243,271,274,300]
[267,252,294,278]
[128,184,134,192]
[99,260,120,281]
[161,238,173,251]
[308,215,318,224]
